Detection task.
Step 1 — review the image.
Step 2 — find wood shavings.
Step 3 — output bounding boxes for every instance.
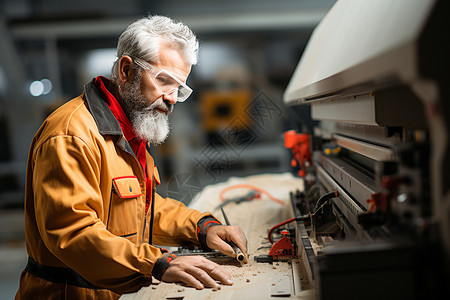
[120,173,310,300]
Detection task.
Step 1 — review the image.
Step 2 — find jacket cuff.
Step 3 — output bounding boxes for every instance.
[152,253,176,281]
[197,216,222,250]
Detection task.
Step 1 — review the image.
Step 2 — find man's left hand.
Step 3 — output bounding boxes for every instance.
[206,225,248,263]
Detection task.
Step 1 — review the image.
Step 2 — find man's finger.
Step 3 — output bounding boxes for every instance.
[206,225,248,261]
[214,239,236,257]
[174,270,204,290]
[186,265,221,288]
[200,261,233,285]
[231,228,248,254]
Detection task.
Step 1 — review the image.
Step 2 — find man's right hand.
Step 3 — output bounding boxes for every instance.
[161,255,233,290]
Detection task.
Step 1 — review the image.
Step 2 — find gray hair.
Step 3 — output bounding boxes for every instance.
[111,15,199,80]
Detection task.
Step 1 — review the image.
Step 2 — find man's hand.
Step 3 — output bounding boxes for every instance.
[161,256,232,289]
[206,225,248,262]
[160,225,247,289]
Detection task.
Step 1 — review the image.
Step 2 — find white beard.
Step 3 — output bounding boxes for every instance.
[118,73,172,145]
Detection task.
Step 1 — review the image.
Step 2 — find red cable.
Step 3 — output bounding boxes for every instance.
[267,217,297,244]
[268,190,338,244]
[219,184,285,206]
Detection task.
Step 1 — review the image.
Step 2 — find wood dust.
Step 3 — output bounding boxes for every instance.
[120,173,314,300]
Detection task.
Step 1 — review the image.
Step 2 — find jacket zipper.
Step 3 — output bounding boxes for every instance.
[142,215,147,243]
[106,185,116,230]
[142,178,153,244]
[149,181,156,245]
[141,177,149,244]
[118,137,149,245]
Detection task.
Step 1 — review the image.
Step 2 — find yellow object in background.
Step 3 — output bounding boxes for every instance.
[200,89,252,133]
[323,144,341,156]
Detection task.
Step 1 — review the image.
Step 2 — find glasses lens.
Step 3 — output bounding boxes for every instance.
[135,59,193,102]
[176,85,192,102]
[154,72,179,93]
[154,70,192,102]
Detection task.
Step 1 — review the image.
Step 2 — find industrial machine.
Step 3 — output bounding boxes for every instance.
[281,0,450,299]
[124,1,449,299]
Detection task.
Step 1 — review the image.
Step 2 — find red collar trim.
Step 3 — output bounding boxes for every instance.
[94,76,138,141]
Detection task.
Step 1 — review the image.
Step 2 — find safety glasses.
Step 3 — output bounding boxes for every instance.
[133,58,192,102]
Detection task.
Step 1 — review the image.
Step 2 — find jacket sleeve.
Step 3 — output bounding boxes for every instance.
[151,192,218,247]
[32,135,161,294]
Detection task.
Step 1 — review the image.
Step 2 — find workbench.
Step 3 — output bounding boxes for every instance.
[121,173,314,300]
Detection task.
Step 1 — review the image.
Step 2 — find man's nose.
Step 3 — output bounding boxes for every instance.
[163,92,177,105]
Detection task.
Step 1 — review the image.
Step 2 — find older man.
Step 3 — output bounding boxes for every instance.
[16,15,247,300]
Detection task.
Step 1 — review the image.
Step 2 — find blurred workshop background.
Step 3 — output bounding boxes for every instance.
[0,0,336,298]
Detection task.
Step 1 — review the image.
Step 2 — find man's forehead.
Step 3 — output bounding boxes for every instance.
[155,42,191,80]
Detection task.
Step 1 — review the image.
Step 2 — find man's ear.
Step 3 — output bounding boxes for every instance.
[118,56,134,84]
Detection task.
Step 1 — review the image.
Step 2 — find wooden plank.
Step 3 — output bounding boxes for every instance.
[270,262,292,297]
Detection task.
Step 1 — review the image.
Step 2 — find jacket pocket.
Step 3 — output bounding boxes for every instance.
[107,176,141,239]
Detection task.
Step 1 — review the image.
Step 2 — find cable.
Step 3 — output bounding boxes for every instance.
[313,190,339,212]
[267,190,339,244]
[305,184,320,199]
[267,215,309,244]
[218,184,285,206]
[214,190,260,211]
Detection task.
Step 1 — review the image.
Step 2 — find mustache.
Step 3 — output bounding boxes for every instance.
[146,99,173,113]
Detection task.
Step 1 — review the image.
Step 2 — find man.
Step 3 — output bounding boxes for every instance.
[16,15,247,300]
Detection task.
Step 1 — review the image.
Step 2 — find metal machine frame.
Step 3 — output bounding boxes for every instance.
[283,1,450,299]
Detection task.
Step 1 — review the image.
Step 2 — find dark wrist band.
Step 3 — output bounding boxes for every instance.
[152,253,176,281]
[197,216,221,250]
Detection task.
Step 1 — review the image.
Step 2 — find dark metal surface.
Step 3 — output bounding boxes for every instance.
[317,152,375,211]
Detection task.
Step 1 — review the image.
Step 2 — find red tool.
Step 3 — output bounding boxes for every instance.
[268,230,295,261]
[366,176,406,212]
[284,130,312,177]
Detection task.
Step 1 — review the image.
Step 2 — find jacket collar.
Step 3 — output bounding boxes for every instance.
[83,79,123,136]
[83,79,135,156]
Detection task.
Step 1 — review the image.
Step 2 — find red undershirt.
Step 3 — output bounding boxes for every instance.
[94,76,152,214]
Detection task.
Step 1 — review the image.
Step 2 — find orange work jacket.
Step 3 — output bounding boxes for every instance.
[16,80,213,299]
